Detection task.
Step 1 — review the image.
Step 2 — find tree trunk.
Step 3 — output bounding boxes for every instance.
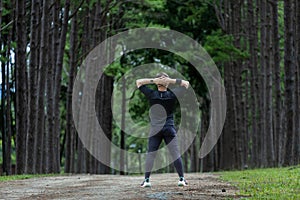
[120,76,126,175]
[36,0,49,174]
[272,0,283,166]
[200,97,212,171]
[247,0,259,168]
[233,0,244,169]
[97,75,113,174]
[26,0,40,174]
[295,0,300,165]
[4,22,13,175]
[90,0,113,174]
[75,0,91,173]
[292,0,300,165]
[283,0,296,166]
[45,0,59,173]
[5,65,12,175]
[77,140,85,173]
[15,0,28,174]
[190,137,198,172]
[0,0,6,176]
[65,12,78,173]
[265,1,275,167]
[1,47,7,174]
[259,0,268,167]
[219,0,235,170]
[229,2,239,170]
[53,0,70,173]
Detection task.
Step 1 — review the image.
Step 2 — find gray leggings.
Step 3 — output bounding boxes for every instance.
[144,126,184,179]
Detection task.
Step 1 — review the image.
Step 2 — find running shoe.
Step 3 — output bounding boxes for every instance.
[140,178,151,187]
[178,177,188,186]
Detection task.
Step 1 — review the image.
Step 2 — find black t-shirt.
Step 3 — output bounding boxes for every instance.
[139,85,186,128]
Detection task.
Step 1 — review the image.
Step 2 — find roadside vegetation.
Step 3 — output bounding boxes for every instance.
[221,166,300,199]
[0,174,57,182]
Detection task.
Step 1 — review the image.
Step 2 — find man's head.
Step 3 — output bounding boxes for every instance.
[156,72,169,78]
[156,72,169,89]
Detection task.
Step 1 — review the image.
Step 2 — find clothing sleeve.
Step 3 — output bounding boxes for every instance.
[139,85,154,98]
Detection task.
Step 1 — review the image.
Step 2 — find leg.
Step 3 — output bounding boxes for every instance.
[144,134,163,179]
[163,127,184,178]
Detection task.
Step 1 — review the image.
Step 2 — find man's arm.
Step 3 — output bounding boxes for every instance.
[136,78,160,88]
[164,77,189,89]
[136,77,189,89]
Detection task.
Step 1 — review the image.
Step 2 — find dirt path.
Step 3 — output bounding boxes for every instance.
[0,173,240,199]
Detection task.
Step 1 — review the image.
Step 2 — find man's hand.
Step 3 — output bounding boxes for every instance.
[155,77,189,88]
[181,80,189,89]
[154,77,169,86]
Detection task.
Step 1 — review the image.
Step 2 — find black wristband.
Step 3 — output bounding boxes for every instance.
[176,79,182,85]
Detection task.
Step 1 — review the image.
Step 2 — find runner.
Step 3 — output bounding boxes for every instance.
[136,72,189,187]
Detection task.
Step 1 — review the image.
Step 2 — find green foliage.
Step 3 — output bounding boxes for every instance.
[0,0,14,37]
[221,166,300,199]
[118,0,167,29]
[0,138,16,165]
[0,54,9,63]
[0,174,57,182]
[203,30,249,63]
[161,1,220,41]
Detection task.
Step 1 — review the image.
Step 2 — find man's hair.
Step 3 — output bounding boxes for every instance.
[156,72,169,78]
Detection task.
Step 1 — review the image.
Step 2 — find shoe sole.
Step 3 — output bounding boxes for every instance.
[178,182,188,186]
[141,184,151,188]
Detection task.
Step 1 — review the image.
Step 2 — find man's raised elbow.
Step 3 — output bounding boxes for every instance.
[136,80,141,88]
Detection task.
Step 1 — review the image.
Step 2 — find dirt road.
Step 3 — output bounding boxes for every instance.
[0,173,240,199]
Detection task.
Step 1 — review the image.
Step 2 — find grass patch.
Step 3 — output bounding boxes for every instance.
[220,166,300,199]
[0,174,58,182]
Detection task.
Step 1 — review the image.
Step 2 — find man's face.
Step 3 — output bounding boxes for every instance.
[157,75,169,88]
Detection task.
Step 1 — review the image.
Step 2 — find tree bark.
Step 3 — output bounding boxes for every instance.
[15,0,28,174]
[36,0,49,174]
[265,1,275,167]
[295,0,300,165]
[120,76,126,175]
[1,46,7,175]
[45,0,59,173]
[53,0,70,173]
[234,0,245,169]
[272,0,283,166]
[65,12,78,173]
[259,0,268,167]
[293,0,300,165]
[247,0,259,168]
[251,0,262,168]
[97,75,113,174]
[0,0,5,176]
[4,21,13,175]
[26,0,40,174]
[219,0,235,170]
[283,0,296,166]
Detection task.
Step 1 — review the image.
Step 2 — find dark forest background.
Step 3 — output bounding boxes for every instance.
[0,0,299,175]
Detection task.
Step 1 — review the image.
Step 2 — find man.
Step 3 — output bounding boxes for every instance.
[136,72,189,187]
